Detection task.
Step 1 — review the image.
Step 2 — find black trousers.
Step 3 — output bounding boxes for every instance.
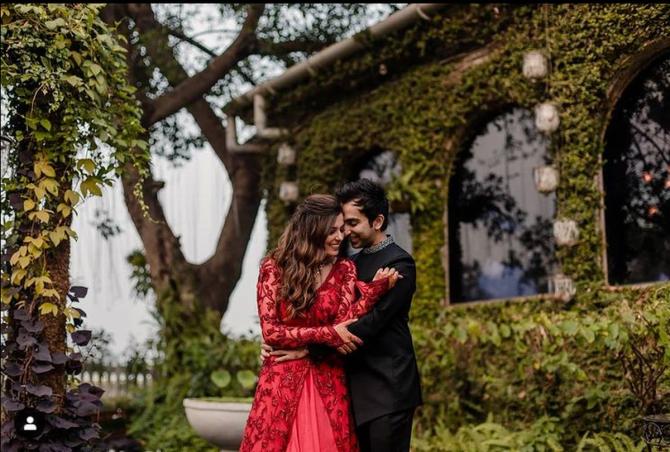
[356,408,415,452]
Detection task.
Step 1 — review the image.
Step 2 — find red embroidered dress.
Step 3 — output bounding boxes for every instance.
[240,257,390,452]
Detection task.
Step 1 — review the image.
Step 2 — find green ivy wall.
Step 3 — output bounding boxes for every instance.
[253,4,670,449]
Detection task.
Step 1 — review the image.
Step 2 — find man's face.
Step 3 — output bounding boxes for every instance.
[342,200,378,249]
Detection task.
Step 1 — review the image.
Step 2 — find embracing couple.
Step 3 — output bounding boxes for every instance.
[240,179,422,452]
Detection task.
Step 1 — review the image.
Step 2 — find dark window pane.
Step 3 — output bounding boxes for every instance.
[604,52,670,284]
[449,108,557,302]
[349,150,413,255]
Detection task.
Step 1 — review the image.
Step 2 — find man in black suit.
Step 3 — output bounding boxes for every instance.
[261,179,422,452]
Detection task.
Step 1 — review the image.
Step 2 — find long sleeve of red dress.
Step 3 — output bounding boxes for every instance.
[257,259,343,349]
[334,259,390,323]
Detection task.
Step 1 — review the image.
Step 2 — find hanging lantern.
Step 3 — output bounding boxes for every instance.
[277,143,296,166]
[553,219,579,246]
[550,273,576,302]
[278,181,299,203]
[523,50,549,79]
[535,102,560,134]
[533,165,559,193]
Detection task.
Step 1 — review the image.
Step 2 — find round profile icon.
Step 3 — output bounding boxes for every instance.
[14,407,45,439]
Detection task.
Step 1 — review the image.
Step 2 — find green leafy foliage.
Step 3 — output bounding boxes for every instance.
[576,431,646,452]
[413,415,648,451]
[413,415,564,451]
[1,3,148,449]
[210,369,232,388]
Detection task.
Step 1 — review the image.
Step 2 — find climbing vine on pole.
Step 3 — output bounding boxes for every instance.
[1,4,149,449]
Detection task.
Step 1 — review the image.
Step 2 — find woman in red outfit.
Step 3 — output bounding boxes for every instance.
[240,194,398,452]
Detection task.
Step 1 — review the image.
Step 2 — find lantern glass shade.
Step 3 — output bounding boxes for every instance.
[535,103,560,134]
[553,219,579,246]
[279,181,299,203]
[533,165,559,193]
[277,143,296,166]
[549,273,576,301]
[523,50,549,79]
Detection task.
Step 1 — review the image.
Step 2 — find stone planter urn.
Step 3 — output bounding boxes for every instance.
[183,397,253,451]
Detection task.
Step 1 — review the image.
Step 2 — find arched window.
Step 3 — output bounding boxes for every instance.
[603,52,670,285]
[349,150,413,255]
[448,108,557,303]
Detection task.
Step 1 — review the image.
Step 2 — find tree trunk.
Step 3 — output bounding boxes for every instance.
[3,99,68,416]
[37,185,71,410]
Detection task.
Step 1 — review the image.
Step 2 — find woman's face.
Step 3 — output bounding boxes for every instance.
[324,213,345,257]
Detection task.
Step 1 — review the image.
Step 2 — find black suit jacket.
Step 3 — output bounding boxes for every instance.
[310,242,423,426]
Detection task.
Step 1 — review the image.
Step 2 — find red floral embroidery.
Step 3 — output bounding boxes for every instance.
[240,258,389,452]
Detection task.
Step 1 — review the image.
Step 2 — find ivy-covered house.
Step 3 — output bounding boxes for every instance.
[224,4,669,449]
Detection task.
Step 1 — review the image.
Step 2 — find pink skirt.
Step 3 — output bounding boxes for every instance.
[286,368,338,452]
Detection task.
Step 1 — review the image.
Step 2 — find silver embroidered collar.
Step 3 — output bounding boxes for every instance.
[362,234,394,254]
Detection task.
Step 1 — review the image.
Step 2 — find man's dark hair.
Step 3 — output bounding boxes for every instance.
[336,178,389,231]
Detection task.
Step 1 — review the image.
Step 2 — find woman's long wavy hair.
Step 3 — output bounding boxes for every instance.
[269,194,341,319]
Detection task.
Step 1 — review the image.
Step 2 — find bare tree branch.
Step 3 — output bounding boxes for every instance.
[167,27,217,57]
[127,3,265,127]
[190,28,241,38]
[231,61,258,87]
